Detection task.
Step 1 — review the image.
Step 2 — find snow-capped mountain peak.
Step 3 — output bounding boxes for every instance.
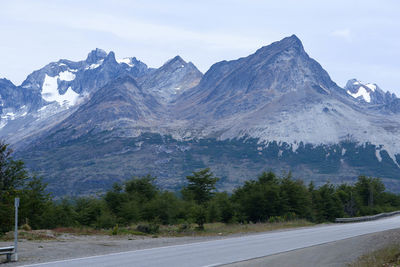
[344,79,396,105]
[3,36,400,195]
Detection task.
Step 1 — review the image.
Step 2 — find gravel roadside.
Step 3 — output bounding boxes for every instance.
[0,233,225,266]
[224,228,400,267]
[1,227,400,266]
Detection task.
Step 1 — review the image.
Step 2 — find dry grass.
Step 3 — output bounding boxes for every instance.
[157,220,314,237]
[0,230,57,241]
[348,244,400,267]
[0,227,107,241]
[52,227,107,235]
[0,220,314,241]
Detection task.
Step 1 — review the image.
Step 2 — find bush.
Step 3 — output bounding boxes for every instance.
[283,212,297,221]
[96,210,116,229]
[178,223,191,232]
[191,205,206,230]
[21,223,32,231]
[268,216,284,223]
[136,223,159,234]
[111,224,119,235]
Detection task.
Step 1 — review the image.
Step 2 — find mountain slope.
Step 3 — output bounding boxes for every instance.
[40,75,163,144]
[4,35,400,196]
[0,49,202,148]
[138,55,202,103]
[174,35,345,120]
[169,35,400,159]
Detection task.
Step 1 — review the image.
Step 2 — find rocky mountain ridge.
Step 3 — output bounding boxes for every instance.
[1,35,400,195]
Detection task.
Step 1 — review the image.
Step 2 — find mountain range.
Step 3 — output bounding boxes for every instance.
[1,35,400,196]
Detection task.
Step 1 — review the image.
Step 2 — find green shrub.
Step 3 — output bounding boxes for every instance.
[21,223,32,231]
[268,216,284,223]
[111,224,119,235]
[283,212,297,221]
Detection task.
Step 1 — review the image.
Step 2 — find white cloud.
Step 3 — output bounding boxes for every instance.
[331,29,352,41]
[0,0,399,93]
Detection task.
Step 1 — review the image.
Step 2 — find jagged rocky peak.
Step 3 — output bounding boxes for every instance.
[165,55,185,66]
[45,73,163,143]
[138,55,202,102]
[117,56,142,67]
[161,55,197,72]
[255,34,305,56]
[86,48,107,64]
[0,77,32,119]
[175,34,341,119]
[0,78,16,88]
[116,56,150,78]
[345,78,380,93]
[345,79,396,104]
[104,51,117,63]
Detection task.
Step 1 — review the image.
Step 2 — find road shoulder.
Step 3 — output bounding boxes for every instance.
[223,228,400,267]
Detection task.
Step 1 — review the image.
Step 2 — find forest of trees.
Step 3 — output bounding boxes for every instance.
[1,142,400,235]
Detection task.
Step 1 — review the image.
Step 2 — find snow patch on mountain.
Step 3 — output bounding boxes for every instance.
[42,74,79,107]
[365,83,376,91]
[344,79,396,106]
[0,105,29,129]
[117,58,134,67]
[376,149,382,162]
[86,60,104,70]
[347,87,371,102]
[59,71,76,81]
[1,112,16,120]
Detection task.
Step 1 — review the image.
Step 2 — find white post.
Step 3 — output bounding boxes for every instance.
[14,197,19,262]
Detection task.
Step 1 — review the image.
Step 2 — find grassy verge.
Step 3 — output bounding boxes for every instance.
[0,230,57,241]
[0,228,109,241]
[109,220,314,237]
[348,244,400,267]
[157,220,314,237]
[0,220,314,241]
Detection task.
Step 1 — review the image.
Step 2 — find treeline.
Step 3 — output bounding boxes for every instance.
[2,142,400,234]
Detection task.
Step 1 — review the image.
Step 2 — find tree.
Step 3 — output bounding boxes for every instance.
[104,182,127,215]
[312,183,344,222]
[336,184,359,217]
[208,192,234,223]
[41,199,77,228]
[232,172,281,222]
[191,204,207,230]
[181,168,219,229]
[355,176,385,209]
[0,142,30,233]
[124,175,158,203]
[20,176,51,229]
[181,168,219,206]
[0,142,28,194]
[279,173,312,219]
[142,192,181,225]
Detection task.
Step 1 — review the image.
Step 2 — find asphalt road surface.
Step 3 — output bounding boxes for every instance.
[22,215,400,267]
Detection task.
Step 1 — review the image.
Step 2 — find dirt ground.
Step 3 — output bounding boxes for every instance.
[0,232,226,266]
[1,228,400,266]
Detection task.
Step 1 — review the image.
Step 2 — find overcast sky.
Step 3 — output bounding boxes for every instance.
[1,0,399,94]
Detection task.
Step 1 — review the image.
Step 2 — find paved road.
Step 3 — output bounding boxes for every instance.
[22,215,400,267]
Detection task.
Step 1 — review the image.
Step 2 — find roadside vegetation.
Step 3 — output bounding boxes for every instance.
[1,142,400,238]
[348,244,400,267]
